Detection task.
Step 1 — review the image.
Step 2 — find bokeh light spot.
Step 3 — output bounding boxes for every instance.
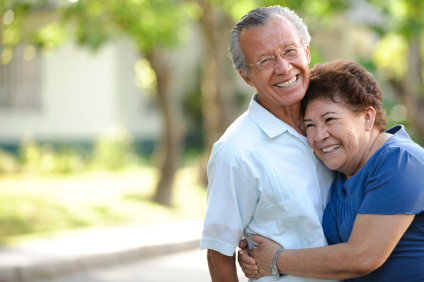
[390,104,407,122]
[1,49,13,65]
[134,59,157,96]
[24,45,36,61]
[3,10,14,25]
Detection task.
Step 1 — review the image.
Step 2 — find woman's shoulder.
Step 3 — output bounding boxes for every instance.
[372,125,424,167]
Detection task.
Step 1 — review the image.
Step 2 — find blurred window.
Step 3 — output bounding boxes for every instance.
[0,45,41,110]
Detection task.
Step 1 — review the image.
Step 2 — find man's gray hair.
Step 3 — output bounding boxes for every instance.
[229,6,311,76]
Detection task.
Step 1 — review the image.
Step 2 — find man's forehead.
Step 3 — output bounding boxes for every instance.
[240,15,299,43]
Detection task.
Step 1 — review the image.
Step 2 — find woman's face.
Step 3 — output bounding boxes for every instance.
[304,98,371,177]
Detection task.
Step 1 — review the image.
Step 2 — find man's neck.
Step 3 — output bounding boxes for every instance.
[257,97,306,136]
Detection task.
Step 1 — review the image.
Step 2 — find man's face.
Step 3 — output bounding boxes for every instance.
[238,15,311,110]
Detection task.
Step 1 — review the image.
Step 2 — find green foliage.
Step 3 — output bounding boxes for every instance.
[0,149,18,174]
[31,22,66,50]
[61,0,195,54]
[92,127,139,170]
[0,194,89,238]
[212,0,348,22]
[309,46,326,67]
[368,0,424,39]
[366,0,424,82]
[19,138,85,174]
[0,166,206,241]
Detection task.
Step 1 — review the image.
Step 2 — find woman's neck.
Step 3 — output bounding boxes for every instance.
[346,129,392,179]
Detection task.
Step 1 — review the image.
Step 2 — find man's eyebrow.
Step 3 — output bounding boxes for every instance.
[303,118,313,122]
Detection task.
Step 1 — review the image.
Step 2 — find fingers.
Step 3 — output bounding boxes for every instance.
[239,260,258,272]
[238,238,248,249]
[238,256,258,278]
[250,234,265,244]
[237,246,258,279]
[238,248,256,265]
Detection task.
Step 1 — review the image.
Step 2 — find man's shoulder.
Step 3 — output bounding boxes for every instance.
[210,111,262,166]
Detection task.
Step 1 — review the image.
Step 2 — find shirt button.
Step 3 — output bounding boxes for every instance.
[316,163,319,170]
[288,218,292,222]
[322,205,325,211]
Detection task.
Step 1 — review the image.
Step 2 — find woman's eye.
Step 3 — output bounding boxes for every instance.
[305,124,315,128]
[325,118,335,123]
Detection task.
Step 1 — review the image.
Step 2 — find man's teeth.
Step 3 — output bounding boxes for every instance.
[322,144,340,153]
[276,76,297,88]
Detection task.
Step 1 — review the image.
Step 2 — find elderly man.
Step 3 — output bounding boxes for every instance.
[200,6,336,282]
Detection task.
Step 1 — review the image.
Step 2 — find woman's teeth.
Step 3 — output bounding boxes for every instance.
[322,144,340,153]
[276,76,297,88]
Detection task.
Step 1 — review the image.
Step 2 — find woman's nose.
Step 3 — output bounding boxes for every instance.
[315,126,330,142]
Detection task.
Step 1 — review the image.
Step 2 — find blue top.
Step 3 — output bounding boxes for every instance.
[323,125,424,282]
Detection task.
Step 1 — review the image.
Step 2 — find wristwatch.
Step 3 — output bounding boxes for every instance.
[271,247,285,277]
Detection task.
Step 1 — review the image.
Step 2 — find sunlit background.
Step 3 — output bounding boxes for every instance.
[0,0,423,279]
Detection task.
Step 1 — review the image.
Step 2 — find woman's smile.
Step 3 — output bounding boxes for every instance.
[321,144,341,153]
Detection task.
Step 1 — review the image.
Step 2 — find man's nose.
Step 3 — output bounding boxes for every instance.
[315,125,330,142]
[274,54,292,74]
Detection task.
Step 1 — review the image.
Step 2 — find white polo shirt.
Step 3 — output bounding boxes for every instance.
[201,94,337,282]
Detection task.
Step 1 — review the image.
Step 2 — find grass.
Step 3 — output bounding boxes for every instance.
[0,165,207,245]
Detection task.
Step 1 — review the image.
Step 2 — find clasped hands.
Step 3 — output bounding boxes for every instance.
[237,234,283,279]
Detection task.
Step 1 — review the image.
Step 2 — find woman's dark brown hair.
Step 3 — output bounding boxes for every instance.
[302,59,386,132]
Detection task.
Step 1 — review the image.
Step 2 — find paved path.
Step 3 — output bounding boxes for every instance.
[0,221,204,282]
[33,249,246,282]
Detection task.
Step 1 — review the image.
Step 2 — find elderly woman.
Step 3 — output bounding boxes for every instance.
[238,59,424,281]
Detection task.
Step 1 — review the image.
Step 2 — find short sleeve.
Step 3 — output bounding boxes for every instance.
[200,159,258,256]
[359,146,424,215]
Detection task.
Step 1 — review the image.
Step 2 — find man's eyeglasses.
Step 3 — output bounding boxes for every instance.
[246,45,303,70]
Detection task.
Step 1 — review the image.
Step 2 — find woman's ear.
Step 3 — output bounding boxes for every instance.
[364,106,376,131]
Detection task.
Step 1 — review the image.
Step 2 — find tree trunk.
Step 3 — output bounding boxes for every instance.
[146,49,185,206]
[388,39,424,142]
[197,0,237,185]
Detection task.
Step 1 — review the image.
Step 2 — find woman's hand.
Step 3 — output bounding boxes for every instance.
[249,234,282,278]
[237,238,258,279]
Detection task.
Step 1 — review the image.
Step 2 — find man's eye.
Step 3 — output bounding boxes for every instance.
[305,124,315,128]
[325,118,335,123]
[260,57,272,64]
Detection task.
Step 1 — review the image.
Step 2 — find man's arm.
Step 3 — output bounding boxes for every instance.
[207,249,239,282]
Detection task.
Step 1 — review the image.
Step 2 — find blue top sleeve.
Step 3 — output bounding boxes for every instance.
[359,145,424,215]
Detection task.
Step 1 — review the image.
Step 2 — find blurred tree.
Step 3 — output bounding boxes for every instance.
[1,0,196,206]
[196,0,237,184]
[59,0,196,206]
[368,0,424,141]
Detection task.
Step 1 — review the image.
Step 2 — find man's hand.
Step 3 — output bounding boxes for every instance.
[237,238,258,279]
[249,234,282,278]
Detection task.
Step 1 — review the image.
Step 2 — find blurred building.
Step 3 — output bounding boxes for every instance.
[0,9,206,156]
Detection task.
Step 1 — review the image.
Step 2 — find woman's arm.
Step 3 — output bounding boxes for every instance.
[247,213,414,280]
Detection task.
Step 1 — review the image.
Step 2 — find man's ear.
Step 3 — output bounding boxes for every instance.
[364,106,377,131]
[304,46,311,64]
[238,69,256,88]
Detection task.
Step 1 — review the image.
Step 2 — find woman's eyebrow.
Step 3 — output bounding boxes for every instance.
[303,118,313,122]
[321,112,337,118]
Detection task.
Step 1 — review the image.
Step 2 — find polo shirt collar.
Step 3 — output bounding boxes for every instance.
[248,94,299,139]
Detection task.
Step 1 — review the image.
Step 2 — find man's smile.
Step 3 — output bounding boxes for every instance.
[275,75,298,88]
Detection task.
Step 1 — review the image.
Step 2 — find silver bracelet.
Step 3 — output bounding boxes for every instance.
[271,247,285,277]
